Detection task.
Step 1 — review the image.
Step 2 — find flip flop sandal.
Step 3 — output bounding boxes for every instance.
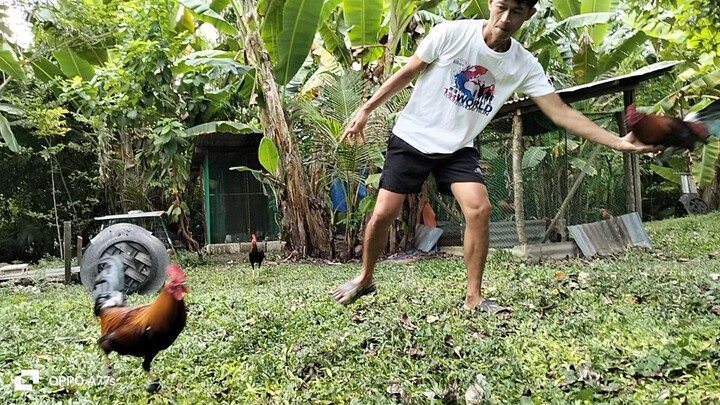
[331,280,377,305]
[476,299,511,315]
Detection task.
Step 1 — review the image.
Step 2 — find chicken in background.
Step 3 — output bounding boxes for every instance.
[92,256,188,393]
[249,233,265,270]
[600,208,614,220]
[625,100,720,163]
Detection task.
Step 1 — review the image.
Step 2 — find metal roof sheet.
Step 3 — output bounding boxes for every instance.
[567,212,652,257]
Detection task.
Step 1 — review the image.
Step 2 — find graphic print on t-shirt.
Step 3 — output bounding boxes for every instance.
[443,59,496,116]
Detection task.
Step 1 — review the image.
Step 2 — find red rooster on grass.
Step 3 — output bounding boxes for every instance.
[625,100,720,163]
[249,233,265,270]
[92,256,188,393]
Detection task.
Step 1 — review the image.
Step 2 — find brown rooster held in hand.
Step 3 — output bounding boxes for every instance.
[92,256,188,393]
[249,233,265,270]
[625,100,720,163]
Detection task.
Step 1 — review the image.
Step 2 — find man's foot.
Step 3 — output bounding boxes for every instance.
[330,279,376,305]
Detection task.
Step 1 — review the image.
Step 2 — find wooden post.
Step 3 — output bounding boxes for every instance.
[76,236,83,265]
[622,90,642,216]
[633,153,642,217]
[617,110,636,213]
[512,111,527,245]
[64,221,71,285]
[623,153,635,213]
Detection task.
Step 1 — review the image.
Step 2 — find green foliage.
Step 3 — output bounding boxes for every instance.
[692,138,720,189]
[274,0,324,85]
[2,213,720,402]
[0,49,26,81]
[343,0,385,46]
[177,0,239,35]
[24,107,70,138]
[52,49,95,81]
[258,137,280,176]
[291,71,393,253]
[0,106,21,152]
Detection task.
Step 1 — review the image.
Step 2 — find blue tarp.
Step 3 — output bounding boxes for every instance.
[330,178,367,212]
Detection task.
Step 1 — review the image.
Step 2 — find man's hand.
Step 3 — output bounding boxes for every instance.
[613,132,665,153]
[614,132,665,154]
[340,109,370,145]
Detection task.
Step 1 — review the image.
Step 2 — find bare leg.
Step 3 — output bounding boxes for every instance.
[450,182,492,310]
[331,189,405,301]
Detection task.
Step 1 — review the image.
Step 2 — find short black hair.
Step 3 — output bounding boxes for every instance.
[516,0,539,8]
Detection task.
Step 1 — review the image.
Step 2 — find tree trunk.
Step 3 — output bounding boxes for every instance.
[233,0,331,257]
[702,171,720,209]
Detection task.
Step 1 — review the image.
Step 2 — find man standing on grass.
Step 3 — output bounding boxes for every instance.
[331,0,660,314]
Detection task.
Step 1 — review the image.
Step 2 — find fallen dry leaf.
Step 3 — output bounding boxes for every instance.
[422,390,436,399]
[426,315,439,324]
[657,388,671,401]
[387,382,407,402]
[465,373,491,404]
[400,313,416,331]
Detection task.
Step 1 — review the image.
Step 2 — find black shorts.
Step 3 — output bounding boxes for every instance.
[379,134,487,196]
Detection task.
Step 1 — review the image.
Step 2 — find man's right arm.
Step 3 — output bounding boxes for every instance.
[360,55,429,113]
[342,56,429,142]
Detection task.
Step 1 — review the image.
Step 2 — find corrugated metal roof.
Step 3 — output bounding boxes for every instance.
[567,212,652,257]
[497,61,680,116]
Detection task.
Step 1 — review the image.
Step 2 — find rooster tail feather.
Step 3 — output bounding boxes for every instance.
[686,100,720,138]
[92,256,126,316]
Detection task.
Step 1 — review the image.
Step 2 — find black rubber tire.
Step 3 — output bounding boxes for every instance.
[675,194,709,217]
[80,223,169,295]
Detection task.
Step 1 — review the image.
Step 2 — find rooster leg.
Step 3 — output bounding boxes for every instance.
[143,354,161,393]
[102,352,113,376]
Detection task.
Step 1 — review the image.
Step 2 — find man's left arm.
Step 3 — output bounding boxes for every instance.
[532,93,660,153]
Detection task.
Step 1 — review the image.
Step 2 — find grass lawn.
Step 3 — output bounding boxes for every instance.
[2,213,720,404]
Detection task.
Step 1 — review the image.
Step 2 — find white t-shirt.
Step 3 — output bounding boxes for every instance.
[392,19,555,154]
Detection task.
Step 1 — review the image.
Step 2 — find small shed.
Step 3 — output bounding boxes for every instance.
[190,132,279,245]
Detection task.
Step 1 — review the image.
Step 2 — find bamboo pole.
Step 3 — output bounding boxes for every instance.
[542,144,603,243]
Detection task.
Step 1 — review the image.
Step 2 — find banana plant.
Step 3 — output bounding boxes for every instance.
[0,103,22,152]
[0,44,25,152]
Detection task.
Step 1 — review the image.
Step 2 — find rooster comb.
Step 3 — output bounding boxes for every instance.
[165,263,185,280]
[625,103,643,126]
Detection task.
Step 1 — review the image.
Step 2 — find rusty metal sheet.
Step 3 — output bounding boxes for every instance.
[567,212,651,258]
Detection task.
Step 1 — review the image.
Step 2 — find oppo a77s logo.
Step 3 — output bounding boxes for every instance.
[14,369,115,391]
